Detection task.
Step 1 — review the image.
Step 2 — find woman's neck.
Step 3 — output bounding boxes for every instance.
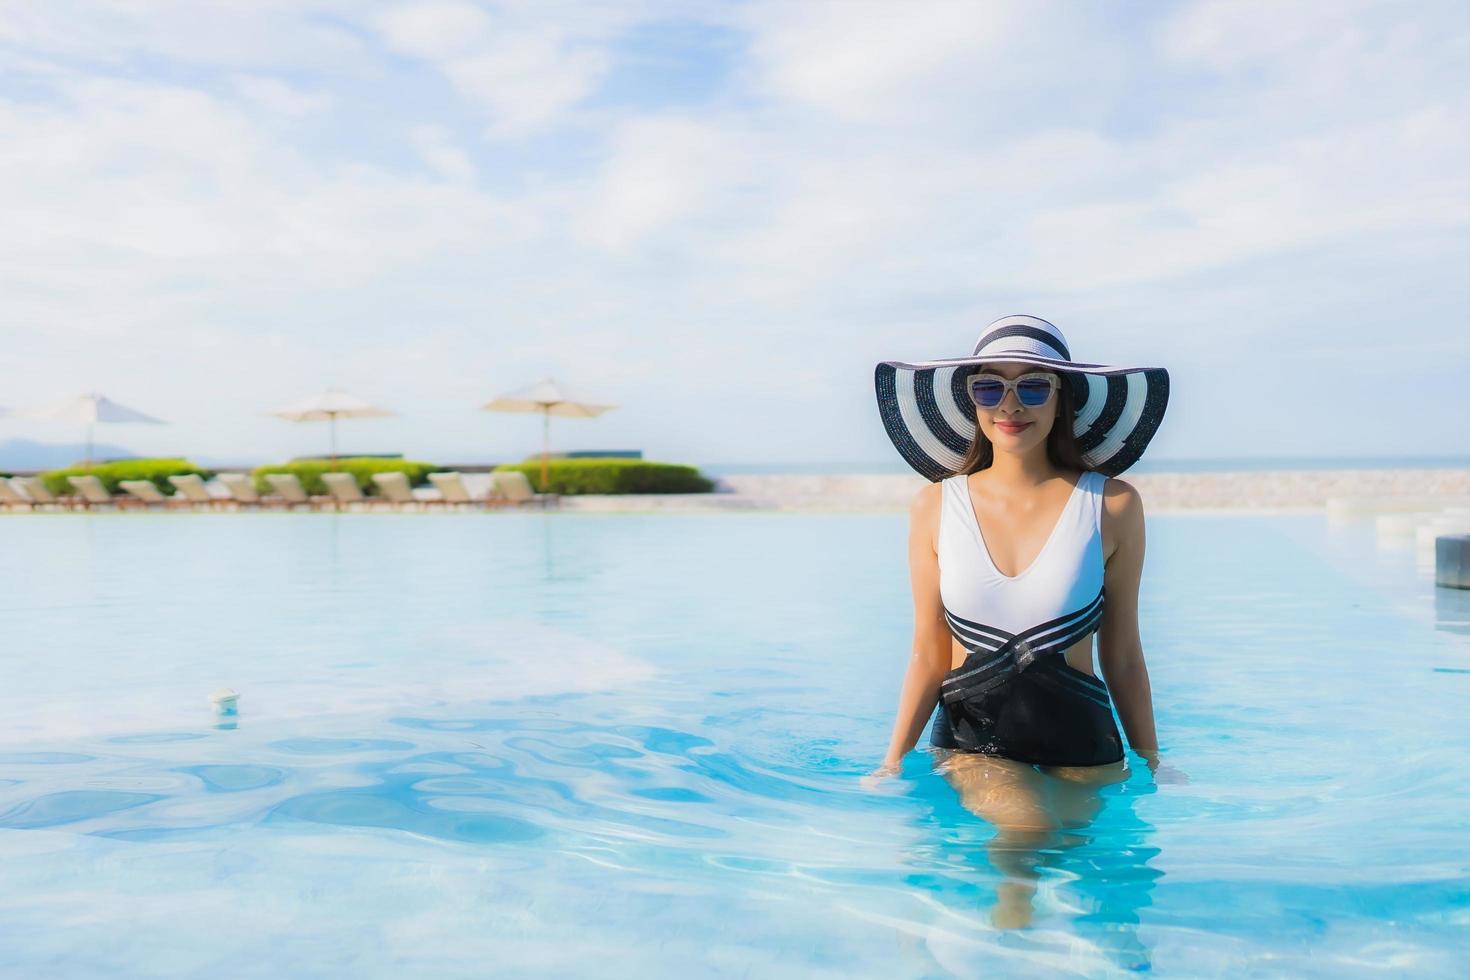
[984,445,1061,489]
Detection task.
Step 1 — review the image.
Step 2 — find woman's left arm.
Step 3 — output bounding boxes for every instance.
[1097,478,1159,758]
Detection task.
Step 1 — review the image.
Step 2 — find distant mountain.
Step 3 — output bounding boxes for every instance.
[0,438,140,470]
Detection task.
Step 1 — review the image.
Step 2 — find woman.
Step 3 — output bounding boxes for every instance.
[867,314,1175,927]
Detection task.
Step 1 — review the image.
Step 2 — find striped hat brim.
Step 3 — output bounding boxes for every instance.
[874,353,1170,481]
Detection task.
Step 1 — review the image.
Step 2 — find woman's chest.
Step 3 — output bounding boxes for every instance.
[938,542,1101,634]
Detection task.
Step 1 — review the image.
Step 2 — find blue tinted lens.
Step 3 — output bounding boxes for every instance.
[1016,379,1054,406]
[971,379,1005,407]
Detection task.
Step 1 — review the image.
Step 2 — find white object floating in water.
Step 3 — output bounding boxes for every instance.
[209,688,240,711]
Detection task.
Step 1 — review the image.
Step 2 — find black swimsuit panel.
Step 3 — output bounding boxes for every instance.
[930,589,1124,767]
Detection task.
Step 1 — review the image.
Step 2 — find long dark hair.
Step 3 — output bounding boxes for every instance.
[956,369,1092,475]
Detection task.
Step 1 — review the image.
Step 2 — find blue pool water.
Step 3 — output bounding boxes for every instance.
[1,510,1467,977]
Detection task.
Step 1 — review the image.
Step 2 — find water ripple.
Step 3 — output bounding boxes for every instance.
[0,752,96,764]
[268,789,543,844]
[108,733,207,744]
[178,764,286,793]
[267,737,417,755]
[0,790,163,829]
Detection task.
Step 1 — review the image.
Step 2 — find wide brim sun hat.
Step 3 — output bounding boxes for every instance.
[874,314,1169,481]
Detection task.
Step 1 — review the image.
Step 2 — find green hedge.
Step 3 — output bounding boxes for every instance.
[28,457,713,498]
[251,458,447,496]
[494,458,713,494]
[39,458,213,497]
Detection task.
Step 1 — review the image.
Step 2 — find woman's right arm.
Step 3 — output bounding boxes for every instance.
[875,482,952,773]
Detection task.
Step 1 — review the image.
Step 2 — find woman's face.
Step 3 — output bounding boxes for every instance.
[973,361,1059,455]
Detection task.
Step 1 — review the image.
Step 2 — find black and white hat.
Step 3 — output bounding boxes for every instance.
[874,314,1169,481]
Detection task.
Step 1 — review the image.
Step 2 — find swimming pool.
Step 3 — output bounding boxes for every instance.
[1,510,1466,977]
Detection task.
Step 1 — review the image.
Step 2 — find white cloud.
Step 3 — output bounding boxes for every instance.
[0,72,516,351]
[736,0,1020,119]
[444,29,609,135]
[372,1,652,136]
[409,123,477,182]
[232,74,335,116]
[373,0,495,59]
[997,111,1469,292]
[0,0,370,71]
[576,115,750,250]
[1159,0,1388,70]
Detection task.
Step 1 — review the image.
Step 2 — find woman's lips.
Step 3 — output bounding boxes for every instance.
[994,421,1033,435]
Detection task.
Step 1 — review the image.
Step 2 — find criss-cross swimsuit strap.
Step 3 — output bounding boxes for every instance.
[939,587,1106,706]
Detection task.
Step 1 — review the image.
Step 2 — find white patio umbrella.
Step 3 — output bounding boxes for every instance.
[268,387,395,471]
[480,377,618,488]
[14,392,167,465]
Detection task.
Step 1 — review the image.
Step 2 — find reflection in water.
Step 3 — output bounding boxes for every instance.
[923,751,1162,970]
[1434,584,1470,636]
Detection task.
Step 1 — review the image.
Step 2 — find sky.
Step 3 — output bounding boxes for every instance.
[1,0,1467,468]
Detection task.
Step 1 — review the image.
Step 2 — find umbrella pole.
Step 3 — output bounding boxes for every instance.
[540,407,550,490]
[330,413,338,472]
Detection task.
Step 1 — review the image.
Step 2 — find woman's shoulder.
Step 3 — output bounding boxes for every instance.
[1098,474,1145,526]
[908,480,947,551]
[1098,473,1141,499]
[908,478,946,516]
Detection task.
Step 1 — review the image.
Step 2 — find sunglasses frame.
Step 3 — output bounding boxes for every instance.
[966,371,1060,409]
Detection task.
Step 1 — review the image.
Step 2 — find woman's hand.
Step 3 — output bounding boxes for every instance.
[1138,749,1188,784]
[860,759,903,790]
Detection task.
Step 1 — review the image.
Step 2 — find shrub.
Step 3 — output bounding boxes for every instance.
[39,458,213,497]
[250,457,448,496]
[493,458,713,494]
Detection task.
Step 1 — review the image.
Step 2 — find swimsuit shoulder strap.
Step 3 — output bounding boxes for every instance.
[1089,470,1106,531]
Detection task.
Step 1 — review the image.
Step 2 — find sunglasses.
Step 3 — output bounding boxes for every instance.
[967,372,1059,409]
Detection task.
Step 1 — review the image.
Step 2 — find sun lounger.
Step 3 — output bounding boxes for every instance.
[491,470,560,509]
[370,471,441,511]
[15,476,80,511]
[119,479,193,510]
[0,479,34,512]
[427,471,492,510]
[322,471,378,512]
[265,472,332,511]
[167,473,222,511]
[216,473,272,509]
[68,474,145,511]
